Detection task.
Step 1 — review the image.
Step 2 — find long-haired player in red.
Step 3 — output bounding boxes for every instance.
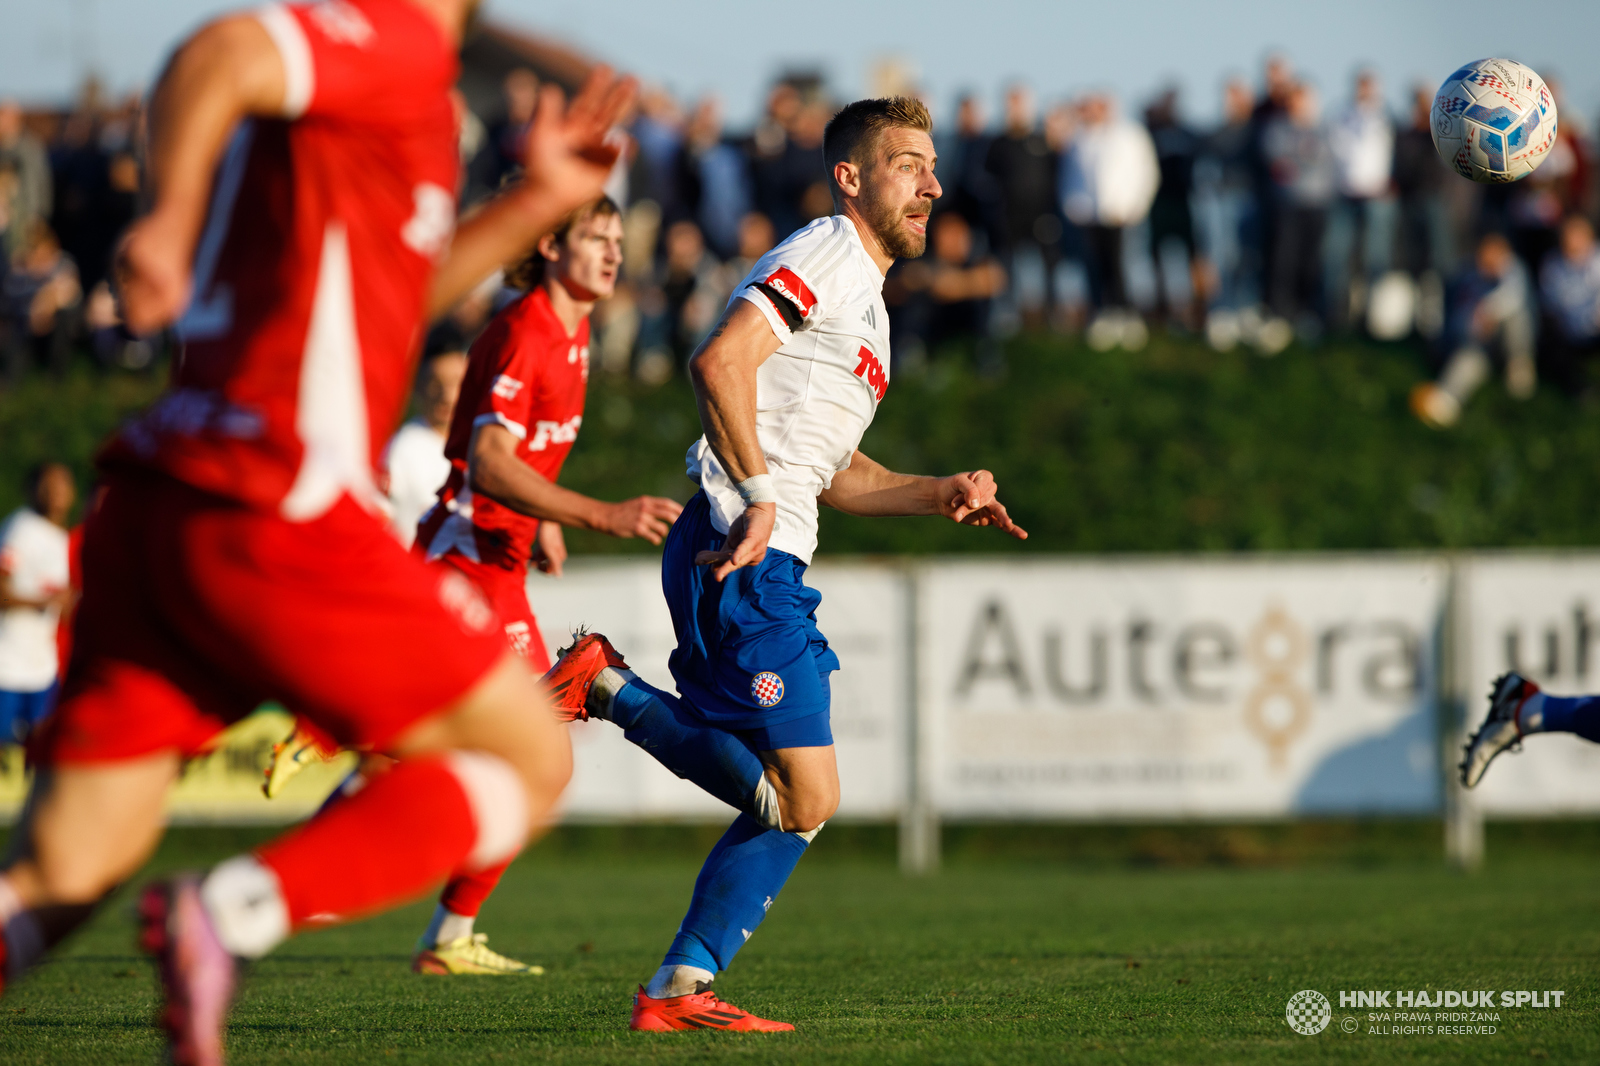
[407,193,681,973]
[0,2,635,1062]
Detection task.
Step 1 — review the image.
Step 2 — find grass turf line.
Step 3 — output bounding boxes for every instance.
[0,825,1593,1064]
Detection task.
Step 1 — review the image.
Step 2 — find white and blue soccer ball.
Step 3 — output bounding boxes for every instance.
[1431,58,1557,183]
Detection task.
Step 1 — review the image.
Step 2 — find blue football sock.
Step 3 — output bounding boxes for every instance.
[609,680,766,814]
[663,813,812,974]
[1534,694,1600,743]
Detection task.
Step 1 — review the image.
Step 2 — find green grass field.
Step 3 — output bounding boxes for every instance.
[0,824,1594,1065]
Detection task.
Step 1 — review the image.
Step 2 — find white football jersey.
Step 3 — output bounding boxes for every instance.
[383,419,450,548]
[0,507,70,692]
[686,215,891,564]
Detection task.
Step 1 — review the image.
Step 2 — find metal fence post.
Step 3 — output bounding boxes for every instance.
[899,565,940,874]
[1442,555,1485,871]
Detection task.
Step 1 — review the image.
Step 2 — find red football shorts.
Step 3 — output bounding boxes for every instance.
[436,552,551,672]
[38,474,508,765]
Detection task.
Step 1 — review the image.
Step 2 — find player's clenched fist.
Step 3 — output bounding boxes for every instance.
[936,470,1028,540]
[518,66,638,219]
[115,213,193,335]
[602,495,683,545]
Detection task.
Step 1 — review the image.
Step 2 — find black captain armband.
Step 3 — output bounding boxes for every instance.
[752,282,806,333]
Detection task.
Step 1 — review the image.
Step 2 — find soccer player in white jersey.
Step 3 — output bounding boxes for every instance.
[543,97,1027,1031]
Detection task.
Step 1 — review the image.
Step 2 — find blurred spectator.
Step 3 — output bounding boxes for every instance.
[1198,77,1261,350]
[1248,59,1297,272]
[1144,88,1211,330]
[748,78,829,241]
[986,85,1063,325]
[886,211,1007,365]
[636,219,719,378]
[3,222,81,380]
[478,69,539,196]
[48,92,111,296]
[1539,215,1600,396]
[0,462,75,744]
[0,100,52,260]
[1261,83,1335,350]
[631,86,687,224]
[1325,69,1395,331]
[1410,232,1534,429]
[1498,80,1592,276]
[939,93,1005,256]
[1061,93,1158,350]
[1392,85,1453,337]
[680,97,752,259]
[384,337,468,547]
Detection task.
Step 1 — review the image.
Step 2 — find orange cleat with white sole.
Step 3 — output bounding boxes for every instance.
[629,985,795,1032]
[541,630,630,722]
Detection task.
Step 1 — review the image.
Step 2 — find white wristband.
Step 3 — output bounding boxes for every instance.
[736,474,778,505]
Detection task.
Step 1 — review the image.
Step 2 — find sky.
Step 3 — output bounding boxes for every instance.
[5,0,1600,130]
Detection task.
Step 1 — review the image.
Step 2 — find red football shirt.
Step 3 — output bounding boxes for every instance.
[104,0,460,519]
[417,285,591,571]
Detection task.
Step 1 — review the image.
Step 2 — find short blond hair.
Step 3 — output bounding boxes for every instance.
[823,96,932,175]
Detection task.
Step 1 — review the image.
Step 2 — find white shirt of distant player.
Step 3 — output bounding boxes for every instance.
[686,214,891,564]
[0,508,70,692]
[384,419,451,548]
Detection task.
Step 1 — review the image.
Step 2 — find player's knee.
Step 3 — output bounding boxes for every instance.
[781,789,839,835]
[443,750,533,867]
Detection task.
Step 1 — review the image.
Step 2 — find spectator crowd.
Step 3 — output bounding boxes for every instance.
[5,50,1600,427]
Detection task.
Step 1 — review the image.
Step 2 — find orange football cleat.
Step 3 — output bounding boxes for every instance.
[629,985,794,1032]
[541,630,630,722]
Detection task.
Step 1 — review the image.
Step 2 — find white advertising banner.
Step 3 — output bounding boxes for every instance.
[1461,555,1600,815]
[527,560,907,821]
[918,558,1448,818]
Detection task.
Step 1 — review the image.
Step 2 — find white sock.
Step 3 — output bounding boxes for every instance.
[422,904,475,947]
[591,666,638,721]
[200,856,289,959]
[644,963,713,999]
[1520,692,1547,732]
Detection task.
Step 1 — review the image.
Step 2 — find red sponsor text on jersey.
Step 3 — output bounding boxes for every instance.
[854,346,887,402]
[418,286,590,571]
[764,267,816,318]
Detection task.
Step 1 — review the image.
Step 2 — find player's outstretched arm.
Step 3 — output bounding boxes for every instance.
[428,68,637,318]
[819,451,1028,539]
[687,300,786,581]
[116,16,287,333]
[470,424,680,543]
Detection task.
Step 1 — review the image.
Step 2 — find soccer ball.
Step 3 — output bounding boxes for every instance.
[1431,58,1557,183]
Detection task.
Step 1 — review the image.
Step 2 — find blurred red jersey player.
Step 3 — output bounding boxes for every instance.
[410,195,680,974]
[0,0,636,1061]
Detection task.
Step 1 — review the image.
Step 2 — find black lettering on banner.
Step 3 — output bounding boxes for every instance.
[1127,619,1159,702]
[955,599,1031,698]
[1044,627,1107,702]
[1577,603,1594,680]
[1362,622,1421,698]
[1504,624,1560,682]
[1173,623,1235,702]
[1316,624,1351,693]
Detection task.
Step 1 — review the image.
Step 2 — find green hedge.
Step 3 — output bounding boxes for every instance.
[4,334,1597,554]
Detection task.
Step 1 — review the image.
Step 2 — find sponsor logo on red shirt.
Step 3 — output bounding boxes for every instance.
[854,346,887,402]
[764,267,817,318]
